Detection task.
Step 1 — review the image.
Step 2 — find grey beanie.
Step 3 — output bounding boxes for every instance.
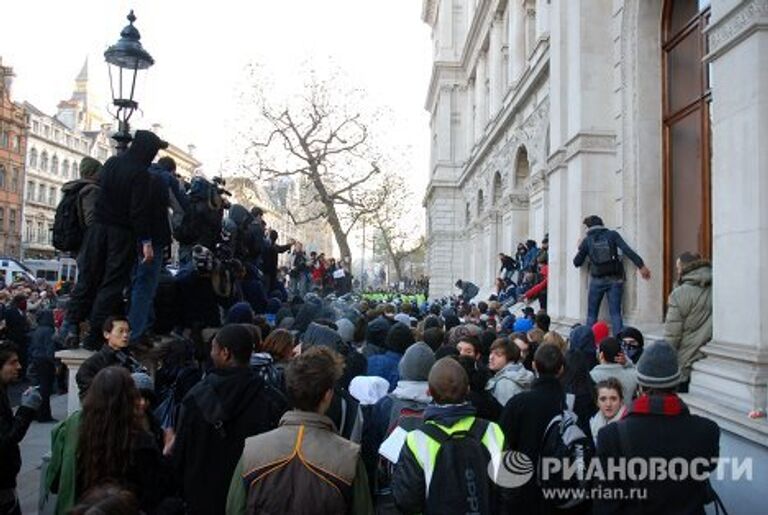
[336,318,355,343]
[398,342,436,382]
[636,340,681,389]
[131,372,154,392]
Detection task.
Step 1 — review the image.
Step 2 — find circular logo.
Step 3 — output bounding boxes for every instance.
[489,451,534,488]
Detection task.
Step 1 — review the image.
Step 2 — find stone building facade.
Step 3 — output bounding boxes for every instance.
[0,58,27,258]
[423,1,768,506]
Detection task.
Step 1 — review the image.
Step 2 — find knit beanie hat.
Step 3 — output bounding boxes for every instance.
[365,317,391,348]
[386,322,415,354]
[131,372,154,393]
[302,322,343,353]
[513,318,534,333]
[336,318,355,344]
[226,302,255,325]
[592,321,610,346]
[79,156,102,180]
[636,340,681,389]
[398,342,436,382]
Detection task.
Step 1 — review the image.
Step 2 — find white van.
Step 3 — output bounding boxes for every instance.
[0,257,37,285]
[24,258,79,285]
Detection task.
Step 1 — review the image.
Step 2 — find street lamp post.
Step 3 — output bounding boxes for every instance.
[104,10,154,153]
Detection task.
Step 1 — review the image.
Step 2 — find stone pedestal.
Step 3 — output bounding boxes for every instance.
[55,348,94,415]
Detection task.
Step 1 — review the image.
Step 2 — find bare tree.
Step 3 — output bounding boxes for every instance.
[370,173,426,284]
[249,74,387,262]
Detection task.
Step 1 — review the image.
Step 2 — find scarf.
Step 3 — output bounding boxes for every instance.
[627,393,689,417]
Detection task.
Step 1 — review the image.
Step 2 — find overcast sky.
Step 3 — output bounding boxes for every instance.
[0,0,432,206]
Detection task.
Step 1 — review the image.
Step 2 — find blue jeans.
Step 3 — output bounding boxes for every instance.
[586,276,624,334]
[128,243,164,343]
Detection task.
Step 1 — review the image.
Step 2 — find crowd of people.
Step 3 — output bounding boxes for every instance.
[0,125,722,515]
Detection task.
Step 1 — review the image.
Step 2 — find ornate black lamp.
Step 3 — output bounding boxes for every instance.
[104,10,154,152]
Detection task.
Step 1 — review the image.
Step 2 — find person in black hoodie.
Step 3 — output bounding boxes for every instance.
[171,324,286,515]
[66,130,168,350]
[260,230,293,296]
[498,343,567,515]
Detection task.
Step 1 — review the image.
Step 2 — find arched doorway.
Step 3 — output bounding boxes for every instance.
[662,0,712,296]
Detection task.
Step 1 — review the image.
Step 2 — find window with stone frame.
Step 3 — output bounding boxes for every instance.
[49,186,56,206]
[1,132,9,148]
[11,168,19,193]
[40,151,49,172]
[29,148,38,169]
[38,183,46,203]
[0,166,5,190]
[0,208,5,233]
[51,155,59,175]
[27,181,34,201]
[62,160,70,179]
[24,219,32,243]
[9,209,17,235]
[37,221,43,243]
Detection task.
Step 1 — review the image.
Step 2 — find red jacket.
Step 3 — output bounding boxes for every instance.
[524,265,548,300]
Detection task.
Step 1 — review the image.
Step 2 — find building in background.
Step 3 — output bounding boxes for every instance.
[226,176,335,263]
[21,61,115,259]
[0,57,27,258]
[422,1,767,507]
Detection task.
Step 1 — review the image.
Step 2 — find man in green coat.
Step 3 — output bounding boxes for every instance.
[664,253,713,392]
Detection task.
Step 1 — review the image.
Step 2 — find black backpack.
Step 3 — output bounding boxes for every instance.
[173,177,225,248]
[588,230,621,277]
[52,183,90,252]
[419,418,494,515]
[537,395,595,509]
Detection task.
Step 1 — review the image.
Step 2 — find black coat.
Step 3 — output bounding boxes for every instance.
[4,308,29,346]
[498,375,566,515]
[0,384,35,489]
[172,367,287,515]
[594,408,720,515]
[75,345,138,400]
[147,165,173,247]
[95,130,166,241]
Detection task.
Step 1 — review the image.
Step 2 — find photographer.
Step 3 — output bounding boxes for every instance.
[76,316,147,400]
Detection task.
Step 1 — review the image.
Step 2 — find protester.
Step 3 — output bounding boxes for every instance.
[593,341,720,513]
[27,309,57,422]
[171,324,287,515]
[391,357,505,514]
[75,316,144,400]
[45,367,170,515]
[65,130,168,350]
[0,342,41,515]
[664,252,713,392]
[589,377,627,445]
[485,337,534,406]
[250,328,294,393]
[573,215,651,334]
[617,326,645,364]
[589,337,638,403]
[455,279,479,303]
[226,346,374,514]
[368,322,414,391]
[499,344,566,514]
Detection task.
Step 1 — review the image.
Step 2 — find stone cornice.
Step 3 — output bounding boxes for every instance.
[425,62,464,112]
[547,131,616,174]
[705,0,768,61]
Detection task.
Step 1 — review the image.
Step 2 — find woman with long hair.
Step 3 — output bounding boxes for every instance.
[46,367,171,515]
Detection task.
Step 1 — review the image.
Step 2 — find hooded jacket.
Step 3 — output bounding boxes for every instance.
[664,260,713,381]
[61,157,101,228]
[95,130,166,241]
[146,163,173,247]
[173,367,287,515]
[485,362,534,406]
